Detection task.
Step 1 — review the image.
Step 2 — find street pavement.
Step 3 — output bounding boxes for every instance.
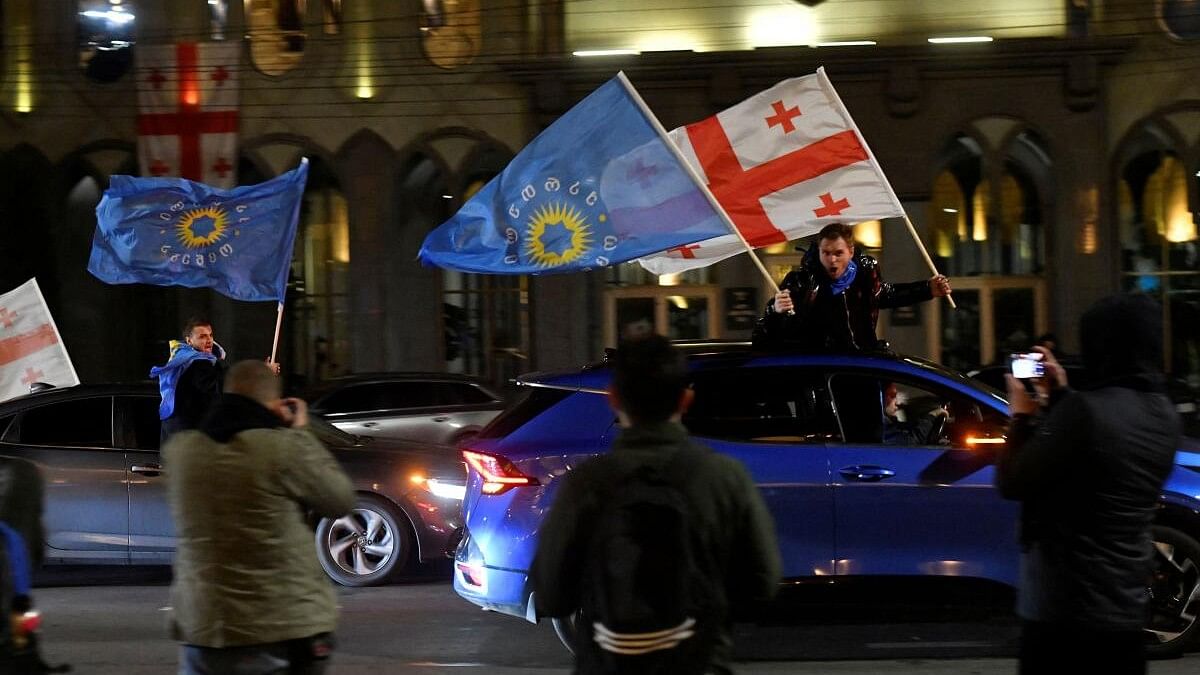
[30,565,1200,674]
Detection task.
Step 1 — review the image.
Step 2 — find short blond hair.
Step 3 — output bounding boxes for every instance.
[224,360,280,404]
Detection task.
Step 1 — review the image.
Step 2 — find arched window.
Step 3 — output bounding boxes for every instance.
[927,128,1050,371]
[77,0,135,82]
[1116,124,1199,388]
[287,158,350,387]
[245,0,306,76]
[209,0,229,40]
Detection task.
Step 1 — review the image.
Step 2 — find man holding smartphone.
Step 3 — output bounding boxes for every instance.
[995,294,1180,674]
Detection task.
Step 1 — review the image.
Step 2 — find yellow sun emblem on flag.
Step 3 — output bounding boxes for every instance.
[175,206,229,249]
[524,202,593,268]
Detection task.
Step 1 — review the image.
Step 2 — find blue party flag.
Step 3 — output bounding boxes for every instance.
[418,74,729,274]
[88,159,308,302]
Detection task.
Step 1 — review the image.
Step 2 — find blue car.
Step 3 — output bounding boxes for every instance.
[453,342,1200,656]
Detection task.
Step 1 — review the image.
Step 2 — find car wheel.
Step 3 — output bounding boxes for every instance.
[315,494,412,587]
[551,611,581,655]
[1145,525,1200,658]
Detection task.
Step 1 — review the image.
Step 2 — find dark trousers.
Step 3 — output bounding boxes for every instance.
[1019,621,1145,675]
[180,634,334,675]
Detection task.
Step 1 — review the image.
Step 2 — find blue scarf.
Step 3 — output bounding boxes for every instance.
[149,340,219,420]
[830,259,858,295]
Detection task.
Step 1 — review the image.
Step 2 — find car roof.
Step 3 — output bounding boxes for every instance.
[525,340,999,400]
[300,372,501,402]
[0,382,156,413]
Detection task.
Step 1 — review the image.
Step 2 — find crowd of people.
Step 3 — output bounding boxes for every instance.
[0,221,1184,675]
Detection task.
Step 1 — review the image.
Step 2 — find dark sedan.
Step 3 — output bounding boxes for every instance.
[303,372,506,446]
[0,383,465,586]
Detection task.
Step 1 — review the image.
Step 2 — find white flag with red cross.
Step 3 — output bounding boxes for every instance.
[0,279,79,403]
[137,41,240,188]
[638,67,905,275]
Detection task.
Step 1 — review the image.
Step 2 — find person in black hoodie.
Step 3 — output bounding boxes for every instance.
[996,293,1181,674]
[752,223,952,352]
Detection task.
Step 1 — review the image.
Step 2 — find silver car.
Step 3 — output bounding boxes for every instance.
[305,373,506,446]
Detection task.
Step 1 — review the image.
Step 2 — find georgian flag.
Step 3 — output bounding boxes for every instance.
[0,279,79,403]
[136,41,240,188]
[638,67,905,275]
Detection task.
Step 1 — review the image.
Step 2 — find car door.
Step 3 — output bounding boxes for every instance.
[431,382,503,442]
[0,395,129,561]
[683,366,836,579]
[319,382,432,441]
[827,370,1020,585]
[117,394,175,562]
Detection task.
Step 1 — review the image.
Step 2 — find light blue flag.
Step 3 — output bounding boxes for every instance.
[419,74,729,274]
[88,159,308,302]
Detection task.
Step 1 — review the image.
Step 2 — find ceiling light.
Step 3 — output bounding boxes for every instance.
[814,40,876,47]
[928,36,993,44]
[943,208,958,213]
[572,49,639,57]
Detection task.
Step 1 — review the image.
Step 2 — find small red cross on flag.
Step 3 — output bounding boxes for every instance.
[639,68,905,275]
[667,244,701,259]
[0,307,16,329]
[136,41,240,188]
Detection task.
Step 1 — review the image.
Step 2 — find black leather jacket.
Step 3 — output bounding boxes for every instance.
[752,254,933,352]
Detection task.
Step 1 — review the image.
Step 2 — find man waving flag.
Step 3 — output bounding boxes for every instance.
[638,67,905,275]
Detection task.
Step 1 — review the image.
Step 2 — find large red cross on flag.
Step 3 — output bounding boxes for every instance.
[136,42,240,188]
[0,279,79,403]
[639,67,905,275]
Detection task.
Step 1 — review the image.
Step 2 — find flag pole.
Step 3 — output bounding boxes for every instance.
[269,301,283,369]
[816,68,956,310]
[616,72,782,297]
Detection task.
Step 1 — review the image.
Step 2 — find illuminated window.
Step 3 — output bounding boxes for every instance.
[1160,0,1200,40]
[1116,126,1200,401]
[245,0,306,76]
[288,158,351,385]
[77,0,135,82]
[209,0,228,40]
[322,0,342,35]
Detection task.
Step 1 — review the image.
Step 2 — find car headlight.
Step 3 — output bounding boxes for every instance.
[427,478,466,501]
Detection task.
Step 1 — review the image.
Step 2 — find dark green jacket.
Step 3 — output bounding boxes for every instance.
[164,395,356,648]
[531,421,782,674]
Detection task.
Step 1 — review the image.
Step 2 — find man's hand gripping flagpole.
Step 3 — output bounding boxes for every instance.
[615,72,795,313]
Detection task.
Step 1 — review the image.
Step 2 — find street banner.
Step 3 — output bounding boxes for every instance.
[137,41,240,188]
[418,73,731,274]
[88,159,308,303]
[0,279,79,403]
[638,67,905,275]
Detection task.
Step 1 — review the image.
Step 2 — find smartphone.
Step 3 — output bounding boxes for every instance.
[1010,352,1046,379]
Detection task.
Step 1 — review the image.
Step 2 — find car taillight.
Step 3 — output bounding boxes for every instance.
[462,450,538,495]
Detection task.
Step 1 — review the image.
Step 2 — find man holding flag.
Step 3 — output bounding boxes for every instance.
[754,223,951,352]
[89,159,308,437]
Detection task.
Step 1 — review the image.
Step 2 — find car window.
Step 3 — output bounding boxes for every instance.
[476,386,570,440]
[16,397,114,447]
[317,384,383,414]
[119,396,162,451]
[377,382,437,409]
[0,414,14,440]
[830,372,1007,447]
[436,382,496,406]
[684,367,839,443]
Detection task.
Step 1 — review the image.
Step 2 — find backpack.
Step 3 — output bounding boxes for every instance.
[580,447,713,673]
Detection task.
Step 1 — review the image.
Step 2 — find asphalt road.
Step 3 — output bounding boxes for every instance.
[28,565,1200,674]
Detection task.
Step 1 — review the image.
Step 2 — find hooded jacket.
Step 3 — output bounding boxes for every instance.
[996,294,1181,630]
[752,252,932,352]
[164,394,355,648]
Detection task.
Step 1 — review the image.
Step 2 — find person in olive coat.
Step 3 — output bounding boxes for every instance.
[165,360,355,674]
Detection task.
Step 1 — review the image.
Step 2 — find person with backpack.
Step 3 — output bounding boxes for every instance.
[531,334,782,674]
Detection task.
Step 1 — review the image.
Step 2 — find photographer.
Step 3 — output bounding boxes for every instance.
[995,294,1180,674]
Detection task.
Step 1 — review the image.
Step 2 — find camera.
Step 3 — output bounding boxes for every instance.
[1010,352,1045,379]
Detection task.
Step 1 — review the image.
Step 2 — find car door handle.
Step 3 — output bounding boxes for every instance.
[131,464,163,477]
[360,422,379,428]
[432,416,450,422]
[839,465,896,482]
